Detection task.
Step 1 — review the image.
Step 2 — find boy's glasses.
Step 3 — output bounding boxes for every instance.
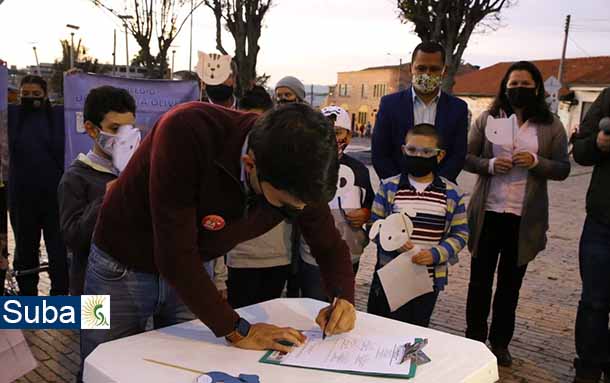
[401,145,441,158]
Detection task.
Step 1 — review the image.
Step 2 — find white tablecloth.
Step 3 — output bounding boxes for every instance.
[84,298,499,382]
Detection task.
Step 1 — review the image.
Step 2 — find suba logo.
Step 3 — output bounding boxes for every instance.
[0,296,111,329]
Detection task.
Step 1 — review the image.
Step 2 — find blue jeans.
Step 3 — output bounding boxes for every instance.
[80,244,196,373]
[575,215,610,377]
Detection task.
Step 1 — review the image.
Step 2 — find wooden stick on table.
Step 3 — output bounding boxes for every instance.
[143,358,206,375]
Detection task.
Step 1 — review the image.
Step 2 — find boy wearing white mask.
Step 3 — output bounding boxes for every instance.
[58,86,138,295]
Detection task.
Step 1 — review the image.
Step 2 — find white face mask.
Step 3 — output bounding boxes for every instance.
[112,125,141,172]
[96,125,141,172]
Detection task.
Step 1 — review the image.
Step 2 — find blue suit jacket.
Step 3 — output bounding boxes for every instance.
[371,87,468,182]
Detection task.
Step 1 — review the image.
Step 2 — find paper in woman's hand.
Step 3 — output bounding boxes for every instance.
[485,114,517,147]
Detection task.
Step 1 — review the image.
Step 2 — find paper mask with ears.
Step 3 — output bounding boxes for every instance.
[196,52,232,86]
[485,114,517,146]
[332,164,361,209]
[369,208,417,252]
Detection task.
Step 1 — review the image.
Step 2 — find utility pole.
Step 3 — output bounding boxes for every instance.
[310,84,314,105]
[398,58,403,91]
[66,24,80,69]
[112,29,117,76]
[172,49,176,78]
[119,15,133,78]
[189,0,194,71]
[557,14,571,86]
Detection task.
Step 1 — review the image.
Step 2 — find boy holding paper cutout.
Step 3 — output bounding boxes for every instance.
[367,123,468,327]
[299,106,374,301]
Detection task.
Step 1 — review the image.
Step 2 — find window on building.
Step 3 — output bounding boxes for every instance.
[338,84,350,97]
[357,112,367,125]
[361,84,367,98]
[373,83,387,98]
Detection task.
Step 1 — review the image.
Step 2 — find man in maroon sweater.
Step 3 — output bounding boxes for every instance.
[80,102,356,364]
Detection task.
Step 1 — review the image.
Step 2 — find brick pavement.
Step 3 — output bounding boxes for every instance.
[6,158,592,383]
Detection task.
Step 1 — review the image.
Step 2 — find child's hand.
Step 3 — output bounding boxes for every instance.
[398,240,414,253]
[412,250,434,265]
[345,208,371,228]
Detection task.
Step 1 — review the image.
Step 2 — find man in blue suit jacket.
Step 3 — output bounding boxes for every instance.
[372,42,468,182]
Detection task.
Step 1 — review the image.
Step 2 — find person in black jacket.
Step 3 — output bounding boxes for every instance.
[572,87,610,383]
[8,75,67,295]
[58,86,135,295]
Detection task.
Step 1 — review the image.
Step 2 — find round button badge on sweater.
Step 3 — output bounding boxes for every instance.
[201,215,226,231]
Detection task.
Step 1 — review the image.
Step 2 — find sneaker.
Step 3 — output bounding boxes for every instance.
[491,346,512,367]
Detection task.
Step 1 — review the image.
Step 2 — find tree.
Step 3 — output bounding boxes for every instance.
[91,0,205,78]
[50,39,111,97]
[397,0,516,92]
[204,0,273,96]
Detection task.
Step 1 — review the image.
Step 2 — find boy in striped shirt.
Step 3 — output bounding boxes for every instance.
[367,123,468,327]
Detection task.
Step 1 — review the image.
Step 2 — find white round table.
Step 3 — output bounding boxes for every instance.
[84,298,499,382]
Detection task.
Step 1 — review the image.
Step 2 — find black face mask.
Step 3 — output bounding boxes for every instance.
[277,98,297,105]
[21,96,45,111]
[506,87,537,109]
[404,155,439,178]
[206,84,234,103]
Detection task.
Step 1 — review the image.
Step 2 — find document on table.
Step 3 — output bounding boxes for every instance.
[260,330,417,378]
[376,246,434,312]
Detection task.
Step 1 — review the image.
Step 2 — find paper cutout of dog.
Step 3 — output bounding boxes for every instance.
[369,209,416,252]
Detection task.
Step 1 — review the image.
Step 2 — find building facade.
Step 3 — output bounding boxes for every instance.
[324,64,411,130]
[453,56,610,135]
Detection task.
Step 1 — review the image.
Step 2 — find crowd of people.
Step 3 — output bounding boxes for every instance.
[0,41,609,383]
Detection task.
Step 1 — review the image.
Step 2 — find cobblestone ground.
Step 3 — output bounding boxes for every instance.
[6,141,592,382]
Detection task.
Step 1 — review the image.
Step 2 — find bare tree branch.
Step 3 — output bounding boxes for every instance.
[397,0,516,92]
[203,0,273,95]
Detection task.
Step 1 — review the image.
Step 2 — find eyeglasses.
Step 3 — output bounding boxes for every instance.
[401,145,441,158]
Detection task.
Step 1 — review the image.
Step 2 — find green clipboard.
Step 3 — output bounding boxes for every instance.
[259,338,423,380]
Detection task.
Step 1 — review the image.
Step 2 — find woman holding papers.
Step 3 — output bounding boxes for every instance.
[464,61,571,367]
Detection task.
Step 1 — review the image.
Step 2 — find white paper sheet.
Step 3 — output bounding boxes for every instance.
[377,247,434,312]
[276,330,414,376]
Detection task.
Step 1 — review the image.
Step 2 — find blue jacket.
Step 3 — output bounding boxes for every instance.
[371,87,468,182]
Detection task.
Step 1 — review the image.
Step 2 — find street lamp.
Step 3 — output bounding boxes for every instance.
[66,24,80,69]
[32,46,40,76]
[118,15,133,78]
[171,48,178,78]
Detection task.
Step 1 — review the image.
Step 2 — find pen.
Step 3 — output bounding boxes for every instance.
[322,288,341,340]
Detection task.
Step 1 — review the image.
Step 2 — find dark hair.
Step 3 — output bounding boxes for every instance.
[249,103,338,204]
[84,86,136,127]
[407,123,443,148]
[20,75,48,95]
[411,41,446,65]
[489,61,553,125]
[17,75,54,133]
[240,86,273,112]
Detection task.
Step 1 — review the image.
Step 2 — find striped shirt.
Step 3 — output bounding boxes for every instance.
[371,174,469,290]
[393,177,448,281]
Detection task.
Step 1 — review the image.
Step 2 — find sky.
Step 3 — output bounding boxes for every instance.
[1,0,609,86]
